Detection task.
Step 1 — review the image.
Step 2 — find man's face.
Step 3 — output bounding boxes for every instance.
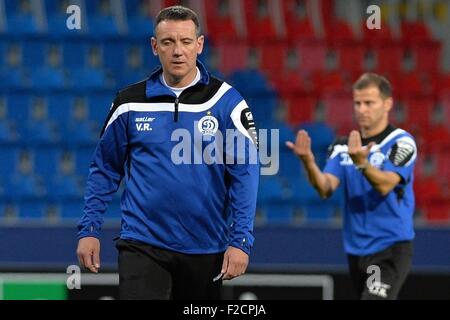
[353,86,392,131]
[151,20,204,85]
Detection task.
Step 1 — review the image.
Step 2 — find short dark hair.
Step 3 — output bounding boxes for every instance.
[154,6,201,37]
[352,73,392,99]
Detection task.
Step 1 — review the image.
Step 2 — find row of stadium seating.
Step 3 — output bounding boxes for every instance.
[1,0,445,45]
[1,89,449,142]
[1,38,447,90]
[0,0,449,225]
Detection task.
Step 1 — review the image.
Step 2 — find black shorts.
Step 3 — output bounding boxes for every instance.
[347,241,413,300]
[116,239,224,300]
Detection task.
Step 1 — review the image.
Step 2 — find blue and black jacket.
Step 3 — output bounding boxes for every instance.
[77,61,259,255]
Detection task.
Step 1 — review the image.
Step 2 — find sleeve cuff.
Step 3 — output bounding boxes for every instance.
[229,234,254,255]
[77,222,101,240]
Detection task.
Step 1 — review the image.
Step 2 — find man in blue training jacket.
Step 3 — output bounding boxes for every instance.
[76,5,259,300]
[287,73,416,300]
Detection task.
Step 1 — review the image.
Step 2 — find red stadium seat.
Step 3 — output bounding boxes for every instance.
[413,153,427,178]
[401,95,435,129]
[439,91,450,123]
[336,42,366,75]
[281,0,316,42]
[374,43,405,74]
[412,41,442,73]
[310,71,347,95]
[204,0,239,41]
[422,202,450,224]
[324,20,355,46]
[269,70,305,99]
[420,124,450,153]
[428,74,450,96]
[163,0,182,7]
[297,40,327,74]
[243,0,278,43]
[414,176,442,208]
[216,42,249,75]
[258,44,289,76]
[363,22,394,47]
[388,72,425,99]
[401,21,433,45]
[285,95,317,126]
[435,152,450,182]
[321,90,355,134]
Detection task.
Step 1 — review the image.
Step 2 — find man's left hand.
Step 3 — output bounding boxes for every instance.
[221,246,249,280]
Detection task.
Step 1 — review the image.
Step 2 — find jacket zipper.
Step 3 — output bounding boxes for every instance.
[174,98,179,122]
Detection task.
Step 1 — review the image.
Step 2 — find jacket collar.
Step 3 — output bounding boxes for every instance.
[145,59,210,99]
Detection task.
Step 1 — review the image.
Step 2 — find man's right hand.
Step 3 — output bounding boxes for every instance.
[286,130,315,164]
[76,237,101,273]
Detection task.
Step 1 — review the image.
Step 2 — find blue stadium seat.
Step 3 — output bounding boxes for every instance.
[18,118,59,146]
[303,203,336,222]
[287,176,322,206]
[30,67,66,90]
[0,96,16,144]
[125,0,154,38]
[0,68,25,90]
[84,0,120,37]
[47,14,72,37]
[68,68,109,91]
[60,200,84,219]
[278,150,302,179]
[44,0,84,36]
[0,147,19,176]
[0,41,5,61]
[47,94,75,122]
[22,41,46,67]
[0,202,5,218]
[6,10,40,35]
[17,201,46,219]
[0,120,13,145]
[229,70,272,97]
[124,0,141,16]
[62,41,88,68]
[88,94,113,125]
[139,43,160,73]
[127,16,154,38]
[48,94,98,146]
[102,41,127,73]
[46,174,82,201]
[33,147,62,177]
[75,147,95,176]
[117,43,159,85]
[263,204,295,225]
[258,176,288,204]
[4,173,44,200]
[89,15,119,38]
[65,120,98,147]
[44,0,63,14]
[6,94,31,124]
[118,69,149,89]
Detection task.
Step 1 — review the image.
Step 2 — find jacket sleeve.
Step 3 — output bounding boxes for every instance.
[77,95,129,239]
[225,98,259,255]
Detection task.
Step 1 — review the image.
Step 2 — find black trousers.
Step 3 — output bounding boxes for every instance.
[116,239,224,300]
[347,241,413,300]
